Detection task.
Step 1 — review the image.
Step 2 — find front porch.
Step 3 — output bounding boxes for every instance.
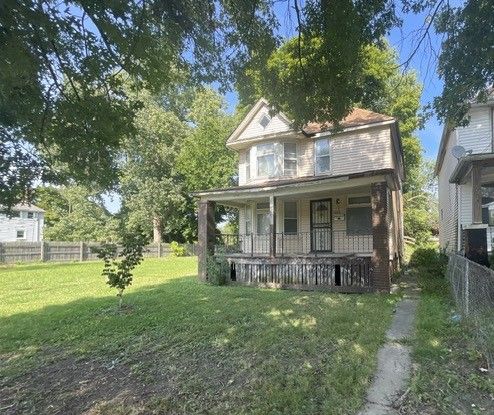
[196,173,399,292]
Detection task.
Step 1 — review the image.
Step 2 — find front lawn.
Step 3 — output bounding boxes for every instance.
[0,258,396,414]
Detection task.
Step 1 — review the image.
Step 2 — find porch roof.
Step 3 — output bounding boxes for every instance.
[193,168,397,204]
[449,153,494,184]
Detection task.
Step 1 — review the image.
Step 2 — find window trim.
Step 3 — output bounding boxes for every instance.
[314,138,331,175]
[256,143,276,178]
[347,194,371,207]
[256,202,270,235]
[283,201,298,234]
[283,142,297,176]
[245,150,251,181]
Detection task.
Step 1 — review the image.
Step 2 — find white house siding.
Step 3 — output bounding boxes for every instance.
[438,130,460,252]
[456,107,493,154]
[239,125,394,186]
[330,126,393,176]
[0,214,44,242]
[236,105,291,142]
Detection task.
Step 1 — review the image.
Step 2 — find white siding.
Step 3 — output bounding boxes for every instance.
[237,105,291,142]
[457,107,492,154]
[241,124,394,185]
[438,130,459,252]
[0,214,44,242]
[330,126,393,176]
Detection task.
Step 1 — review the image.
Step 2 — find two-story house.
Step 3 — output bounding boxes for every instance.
[436,94,494,264]
[0,204,45,242]
[195,98,404,292]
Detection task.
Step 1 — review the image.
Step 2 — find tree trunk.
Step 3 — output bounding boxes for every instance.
[153,216,162,243]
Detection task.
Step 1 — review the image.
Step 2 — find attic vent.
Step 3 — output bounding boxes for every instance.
[259,114,271,129]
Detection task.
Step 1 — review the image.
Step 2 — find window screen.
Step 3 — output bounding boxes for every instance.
[245,206,252,234]
[283,143,297,176]
[346,207,372,235]
[257,143,275,177]
[284,201,298,234]
[315,139,330,174]
[256,203,270,234]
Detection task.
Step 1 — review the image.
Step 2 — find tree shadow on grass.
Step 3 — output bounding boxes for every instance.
[0,276,396,415]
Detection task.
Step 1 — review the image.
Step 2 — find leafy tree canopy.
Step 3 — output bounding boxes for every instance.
[1,0,490,208]
[35,185,119,241]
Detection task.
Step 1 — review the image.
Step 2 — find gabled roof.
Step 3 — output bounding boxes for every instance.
[227,98,396,148]
[12,203,45,213]
[226,98,293,145]
[302,108,394,135]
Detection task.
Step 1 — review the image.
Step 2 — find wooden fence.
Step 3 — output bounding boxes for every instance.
[0,241,197,264]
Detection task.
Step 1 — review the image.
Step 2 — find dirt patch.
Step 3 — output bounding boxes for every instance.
[0,350,152,415]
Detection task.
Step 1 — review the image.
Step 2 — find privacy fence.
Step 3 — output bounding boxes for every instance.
[0,241,197,264]
[447,254,494,368]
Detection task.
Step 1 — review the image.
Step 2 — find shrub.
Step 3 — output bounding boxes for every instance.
[170,241,187,257]
[409,245,449,296]
[94,230,147,308]
[206,254,229,286]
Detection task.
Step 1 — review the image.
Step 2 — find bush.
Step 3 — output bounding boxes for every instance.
[409,245,449,296]
[170,241,187,257]
[206,254,229,286]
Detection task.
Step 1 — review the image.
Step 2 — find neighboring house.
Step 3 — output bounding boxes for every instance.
[195,98,404,293]
[436,94,494,263]
[0,204,45,242]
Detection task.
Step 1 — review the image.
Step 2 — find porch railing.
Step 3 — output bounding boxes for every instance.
[215,231,373,256]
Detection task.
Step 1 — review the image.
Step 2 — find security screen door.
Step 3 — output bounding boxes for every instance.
[310,199,332,252]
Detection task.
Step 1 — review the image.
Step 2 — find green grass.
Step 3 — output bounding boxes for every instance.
[402,252,494,414]
[0,258,397,414]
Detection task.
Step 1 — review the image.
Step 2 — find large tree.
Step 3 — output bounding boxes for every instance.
[119,90,189,243]
[2,0,490,209]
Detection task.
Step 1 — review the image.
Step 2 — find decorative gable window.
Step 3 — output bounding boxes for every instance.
[257,143,275,177]
[259,114,271,129]
[346,195,372,235]
[283,143,297,176]
[315,138,330,174]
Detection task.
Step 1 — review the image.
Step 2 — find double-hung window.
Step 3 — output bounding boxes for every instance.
[315,138,330,174]
[245,150,251,181]
[346,196,372,235]
[283,143,297,176]
[245,206,252,235]
[283,201,298,234]
[257,143,275,177]
[256,202,270,234]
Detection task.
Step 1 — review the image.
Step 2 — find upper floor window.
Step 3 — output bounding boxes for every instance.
[27,212,34,219]
[283,143,297,176]
[315,138,330,174]
[16,230,25,239]
[257,143,275,177]
[245,151,251,181]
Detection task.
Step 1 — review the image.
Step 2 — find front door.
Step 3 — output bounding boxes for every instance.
[310,199,332,252]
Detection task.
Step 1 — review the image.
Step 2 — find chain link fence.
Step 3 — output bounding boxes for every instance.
[447,254,494,368]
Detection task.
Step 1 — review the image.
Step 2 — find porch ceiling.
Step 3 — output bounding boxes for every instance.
[194,169,396,205]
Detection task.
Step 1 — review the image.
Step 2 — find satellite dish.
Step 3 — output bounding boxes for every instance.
[451,145,467,159]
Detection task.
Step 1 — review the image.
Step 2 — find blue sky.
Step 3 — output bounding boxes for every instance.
[105,5,450,213]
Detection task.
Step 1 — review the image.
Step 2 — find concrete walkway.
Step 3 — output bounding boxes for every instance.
[358,273,420,415]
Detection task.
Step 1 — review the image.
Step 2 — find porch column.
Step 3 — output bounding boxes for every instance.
[371,182,391,292]
[269,195,276,257]
[197,200,216,282]
[472,164,482,224]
